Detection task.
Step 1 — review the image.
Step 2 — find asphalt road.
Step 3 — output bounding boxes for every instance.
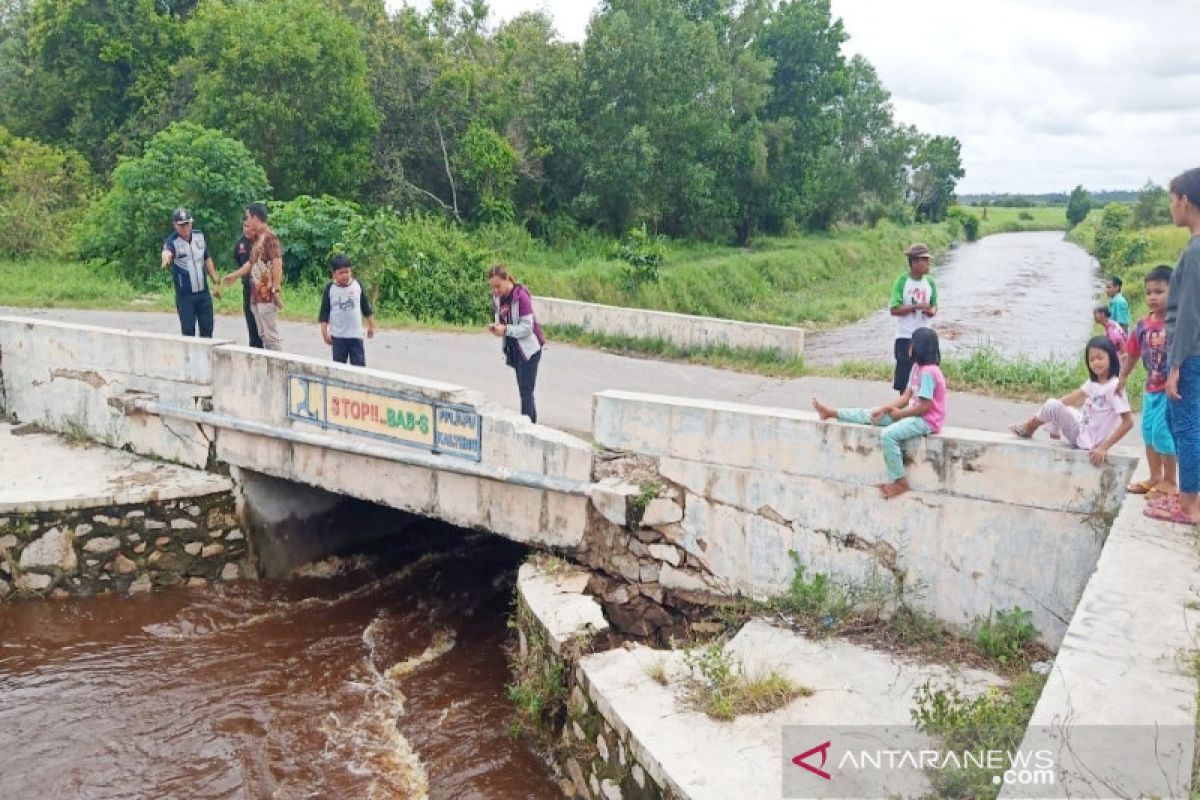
[0,306,1143,449]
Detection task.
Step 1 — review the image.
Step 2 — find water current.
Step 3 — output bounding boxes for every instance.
[0,524,561,799]
[804,230,1102,364]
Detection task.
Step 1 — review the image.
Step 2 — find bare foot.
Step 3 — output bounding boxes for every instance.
[878,478,910,499]
[812,398,837,421]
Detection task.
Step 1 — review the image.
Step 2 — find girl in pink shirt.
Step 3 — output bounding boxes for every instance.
[1009,336,1132,465]
[813,328,947,499]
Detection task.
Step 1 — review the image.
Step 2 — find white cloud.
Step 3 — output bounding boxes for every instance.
[391,1,1198,193]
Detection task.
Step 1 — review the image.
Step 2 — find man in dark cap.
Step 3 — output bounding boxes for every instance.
[232,214,262,348]
[161,207,221,337]
[888,243,938,392]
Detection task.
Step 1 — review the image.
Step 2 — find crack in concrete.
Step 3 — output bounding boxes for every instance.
[50,368,108,389]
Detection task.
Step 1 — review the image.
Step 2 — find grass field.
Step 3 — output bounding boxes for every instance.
[965,206,1069,237]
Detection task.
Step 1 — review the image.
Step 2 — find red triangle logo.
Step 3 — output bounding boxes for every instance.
[793,740,832,781]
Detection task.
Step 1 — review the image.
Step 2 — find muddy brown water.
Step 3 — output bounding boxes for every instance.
[804,231,1102,365]
[0,526,561,799]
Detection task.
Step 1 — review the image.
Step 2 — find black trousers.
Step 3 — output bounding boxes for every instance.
[893,337,912,392]
[176,290,214,338]
[512,350,541,423]
[241,279,263,348]
[331,337,366,367]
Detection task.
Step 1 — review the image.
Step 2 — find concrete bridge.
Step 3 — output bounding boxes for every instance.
[3,314,1200,797]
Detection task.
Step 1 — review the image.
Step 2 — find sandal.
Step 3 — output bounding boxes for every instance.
[1009,422,1034,439]
[1126,480,1157,495]
[1148,491,1180,509]
[1144,499,1196,525]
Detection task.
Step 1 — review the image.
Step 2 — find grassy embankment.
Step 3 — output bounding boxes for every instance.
[968,205,1070,237]
[4,208,1143,401]
[0,221,953,378]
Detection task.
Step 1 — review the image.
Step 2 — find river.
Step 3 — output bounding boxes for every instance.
[0,522,562,799]
[804,231,1102,365]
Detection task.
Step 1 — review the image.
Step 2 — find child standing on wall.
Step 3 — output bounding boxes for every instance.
[1009,337,1132,465]
[1107,275,1131,334]
[812,327,946,500]
[1119,266,1179,517]
[318,254,376,367]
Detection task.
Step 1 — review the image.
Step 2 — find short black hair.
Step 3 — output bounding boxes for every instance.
[1085,335,1121,382]
[910,327,941,367]
[330,254,352,272]
[1094,306,1110,318]
[1169,168,1200,207]
[1146,265,1173,284]
[245,202,269,223]
[1108,275,1122,289]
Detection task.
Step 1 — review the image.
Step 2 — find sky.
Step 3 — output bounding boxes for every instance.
[397,1,1200,194]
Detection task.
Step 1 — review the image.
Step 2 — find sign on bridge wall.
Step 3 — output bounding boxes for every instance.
[287,374,482,461]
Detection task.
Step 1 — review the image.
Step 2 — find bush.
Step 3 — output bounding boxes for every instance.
[1017,210,1034,221]
[0,128,95,257]
[75,123,271,284]
[946,207,980,242]
[611,225,665,292]
[1093,203,1134,267]
[266,195,363,285]
[338,211,492,324]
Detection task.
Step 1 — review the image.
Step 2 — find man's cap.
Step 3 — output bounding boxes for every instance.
[905,243,932,258]
[172,207,193,224]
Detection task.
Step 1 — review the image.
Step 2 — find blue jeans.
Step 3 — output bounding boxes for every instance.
[837,409,932,482]
[1169,356,1200,493]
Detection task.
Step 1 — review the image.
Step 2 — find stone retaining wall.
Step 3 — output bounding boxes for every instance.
[0,491,248,599]
[535,296,804,358]
[513,562,670,800]
[591,390,1140,649]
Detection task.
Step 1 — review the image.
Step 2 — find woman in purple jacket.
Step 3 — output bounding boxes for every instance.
[488,264,546,423]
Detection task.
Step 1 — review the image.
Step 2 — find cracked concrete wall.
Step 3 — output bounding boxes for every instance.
[593,391,1141,649]
[210,347,593,549]
[0,317,225,467]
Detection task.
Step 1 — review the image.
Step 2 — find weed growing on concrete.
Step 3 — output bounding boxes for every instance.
[773,552,889,635]
[682,640,811,721]
[505,601,570,740]
[63,417,93,447]
[974,608,1037,667]
[629,481,663,524]
[911,672,1046,799]
[644,657,669,686]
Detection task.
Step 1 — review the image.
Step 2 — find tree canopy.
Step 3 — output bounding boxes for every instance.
[0,0,966,243]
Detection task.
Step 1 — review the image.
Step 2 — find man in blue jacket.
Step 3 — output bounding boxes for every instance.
[161,207,221,337]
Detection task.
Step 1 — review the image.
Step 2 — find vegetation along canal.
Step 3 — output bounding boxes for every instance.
[0,521,561,799]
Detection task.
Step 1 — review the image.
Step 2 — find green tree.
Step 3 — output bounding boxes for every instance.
[265,194,363,285]
[1133,180,1171,228]
[0,125,95,256]
[577,0,743,237]
[185,0,379,198]
[1065,184,1090,228]
[910,134,965,222]
[754,0,848,233]
[75,122,270,282]
[0,0,189,173]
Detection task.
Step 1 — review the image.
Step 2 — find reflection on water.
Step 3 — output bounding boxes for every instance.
[0,527,560,799]
[805,231,1100,365]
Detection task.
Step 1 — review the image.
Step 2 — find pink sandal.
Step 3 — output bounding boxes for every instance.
[1009,422,1034,439]
[1144,498,1195,525]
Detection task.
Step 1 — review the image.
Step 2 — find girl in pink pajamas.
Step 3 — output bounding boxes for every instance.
[1009,336,1133,465]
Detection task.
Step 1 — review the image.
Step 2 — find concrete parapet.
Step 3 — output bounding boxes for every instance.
[0,316,227,468]
[536,297,805,357]
[210,346,593,549]
[592,390,1140,647]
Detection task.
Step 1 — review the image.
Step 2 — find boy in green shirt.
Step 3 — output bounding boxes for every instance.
[889,243,939,392]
